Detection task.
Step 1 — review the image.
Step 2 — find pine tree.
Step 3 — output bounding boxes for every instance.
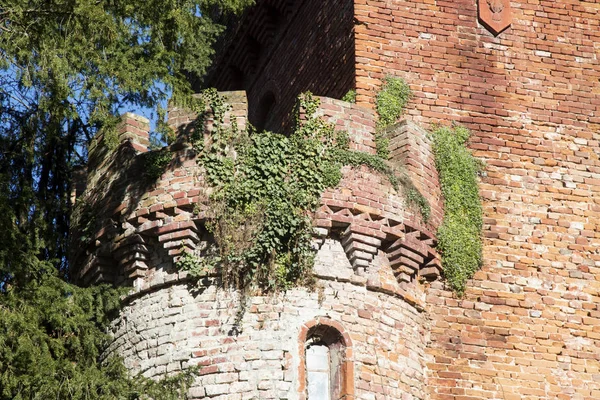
[0,1,252,398]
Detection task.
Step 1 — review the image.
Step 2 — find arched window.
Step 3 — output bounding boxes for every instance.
[298,318,354,400]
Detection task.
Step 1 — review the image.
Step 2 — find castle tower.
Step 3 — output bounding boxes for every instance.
[71,0,600,399]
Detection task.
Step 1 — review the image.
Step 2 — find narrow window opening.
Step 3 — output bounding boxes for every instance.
[306,342,330,400]
[254,91,276,131]
[302,322,352,400]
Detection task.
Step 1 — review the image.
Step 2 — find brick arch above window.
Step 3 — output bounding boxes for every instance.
[298,318,354,400]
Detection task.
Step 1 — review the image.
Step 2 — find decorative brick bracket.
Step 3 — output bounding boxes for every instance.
[71,92,246,286]
[314,202,441,283]
[72,93,444,290]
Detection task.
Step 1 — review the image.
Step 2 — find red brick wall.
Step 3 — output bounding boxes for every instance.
[354,0,600,398]
[208,0,355,133]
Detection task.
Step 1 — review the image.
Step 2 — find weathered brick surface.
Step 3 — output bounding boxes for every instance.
[108,247,429,399]
[352,0,600,398]
[72,90,438,398]
[385,120,444,229]
[309,96,441,285]
[74,0,600,396]
[205,0,355,132]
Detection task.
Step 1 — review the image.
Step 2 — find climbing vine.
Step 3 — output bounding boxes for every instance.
[431,124,483,295]
[186,91,339,290]
[341,89,356,103]
[178,89,430,291]
[180,82,482,295]
[374,76,410,160]
[374,76,430,219]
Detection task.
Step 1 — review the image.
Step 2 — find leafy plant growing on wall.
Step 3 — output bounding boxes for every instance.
[184,91,339,290]
[341,89,356,103]
[374,76,430,219]
[180,89,431,291]
[432,125,483,294]
[376,76,412,130]
[374,76,483,293]
[142,148,173,181]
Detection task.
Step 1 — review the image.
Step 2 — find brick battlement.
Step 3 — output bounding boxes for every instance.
[71,92,441,296]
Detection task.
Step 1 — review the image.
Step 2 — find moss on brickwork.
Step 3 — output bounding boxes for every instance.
[432,124,483,295]
[376,76,412,130]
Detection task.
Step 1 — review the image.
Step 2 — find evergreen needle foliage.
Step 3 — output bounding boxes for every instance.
[0,269,195,399]
[0,0,251,398]
[432,125,483,295]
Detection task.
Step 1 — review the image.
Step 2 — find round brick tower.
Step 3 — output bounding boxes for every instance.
[71,0,600,398]
[71,91,443,399]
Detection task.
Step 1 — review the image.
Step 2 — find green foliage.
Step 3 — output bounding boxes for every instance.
[143,149,173,181]
[432,125,483,295]
[374,134,390,159]
[341,89,356,103]
[192,92,333,290]
[0,269,196,399]
[0,177,195,400]
[176,248,218,278]
[0,0,253,276]
[0,0,252,397]
[406,187,431,222]
[376,76,412,130]
[191,91,431,291]
[76,200,97,246]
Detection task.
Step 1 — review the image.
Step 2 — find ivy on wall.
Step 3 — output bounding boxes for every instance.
[175,80,482,295]
[374,76,430,220]
[177,89,430,291]
[183,91,338,290]
[341,89,356,103]
[375,76,483,294]
[142,148,173,181]
[432,125,483,294]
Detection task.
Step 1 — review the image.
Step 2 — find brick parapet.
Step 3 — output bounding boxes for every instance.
[73,92,441,288]
[312,96,377,154]
[169,91,248,134]
[117,112,150,152]
[71,92,248,285]
[384,120,444,229]
[309,96,442,285]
